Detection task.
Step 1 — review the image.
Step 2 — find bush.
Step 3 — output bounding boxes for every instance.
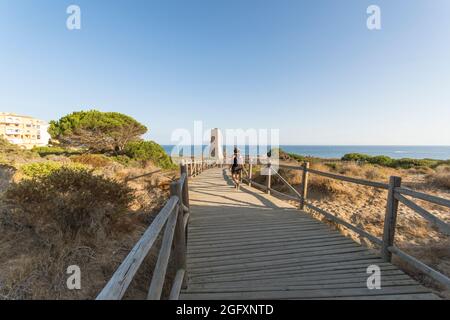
[70,154,112,168]
[19,161,88,179]
[426,166,450,190]
[124,141,176,169]
[342,153,445,169]
[5,168,134,237]
[32,146,77,156]
[341,153,371,162]
[0,137,38,164]
[111,155,136,166]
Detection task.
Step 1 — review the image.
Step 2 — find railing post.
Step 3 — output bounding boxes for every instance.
[300,162,310,210]
[266,163,271,195]
[382,176,402,262]
[248,162,253,187]
[170,181,187,289]
[180,165,190,211]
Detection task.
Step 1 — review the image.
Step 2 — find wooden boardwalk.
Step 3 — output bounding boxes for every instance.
[180,168,438,300]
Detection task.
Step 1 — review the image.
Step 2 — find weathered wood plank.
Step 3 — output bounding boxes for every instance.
[147,208,178,300]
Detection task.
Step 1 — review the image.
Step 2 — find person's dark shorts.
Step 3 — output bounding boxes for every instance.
[231,165,242,174]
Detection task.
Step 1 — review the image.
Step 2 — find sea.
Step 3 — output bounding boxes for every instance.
[162,145,450,160]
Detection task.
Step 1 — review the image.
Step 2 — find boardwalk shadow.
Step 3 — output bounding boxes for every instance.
[221,168,281,209]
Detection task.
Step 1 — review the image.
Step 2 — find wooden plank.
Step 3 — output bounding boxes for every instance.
[389,246,450,289]
[96,196,179,300]
[188,225,333,242]
[147,208,178,300]
[307,168,389,190]
[180,285,429,300]
[189,262,399,284]
[305,202,382,245]
[188,251,379,275]
[185,279,419,293]
[395,186,450,208]
[320,293,439,300]
[300,162,309,209]
[189,271,411,289]
[188,243,366,264]
[382,176,402,262]
[169,269,185,300]
[188,238,359,258]
[187,231,349,248]
[395,192,450,235]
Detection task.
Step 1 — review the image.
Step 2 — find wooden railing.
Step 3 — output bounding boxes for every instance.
[96,159,216,300]
[242,158,450,290]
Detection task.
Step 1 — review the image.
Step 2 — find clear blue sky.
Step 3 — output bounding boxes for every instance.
[1,0,449,145]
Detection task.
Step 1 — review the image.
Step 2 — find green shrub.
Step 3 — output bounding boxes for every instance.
[5,167,134,237]
[342,153,445,169]
[31,146,75,156]
[20,161,88,179]
[110,155,136,166]
[341,153,371,162]
[124,141,176,169]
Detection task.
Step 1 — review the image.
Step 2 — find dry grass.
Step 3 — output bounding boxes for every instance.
[0,160,178,300]
[426,165,450,190]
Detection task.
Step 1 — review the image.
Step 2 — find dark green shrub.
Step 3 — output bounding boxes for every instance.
[368,155,393,167]
[124,141,176,169]
[341,153,371,162]
[342,153,446,169]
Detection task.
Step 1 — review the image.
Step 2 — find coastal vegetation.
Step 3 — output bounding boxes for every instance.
[1,125,449,298]
[0,111,178,299]
[49,110,148,154]
[341,153,450,169]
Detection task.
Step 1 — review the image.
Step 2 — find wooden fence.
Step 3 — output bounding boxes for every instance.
[242,158,450,290]
[96,159,216,300]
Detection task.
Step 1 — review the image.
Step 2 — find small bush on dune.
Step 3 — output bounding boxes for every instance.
[0,138,38,164]
[5,168,134,239]
[426,166,450,190]
[19,161,88,179]
[70,154,112,168]
[31,146,72,156]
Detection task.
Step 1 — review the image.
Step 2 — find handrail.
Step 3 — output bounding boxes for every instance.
[124,170,162,182]
[394,193,450,236]
[243,158,450,289]
[97,159,216,300]
[96,196,179,300]
[395,187,450,208]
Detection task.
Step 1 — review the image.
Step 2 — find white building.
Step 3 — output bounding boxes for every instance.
[0,113,51,149]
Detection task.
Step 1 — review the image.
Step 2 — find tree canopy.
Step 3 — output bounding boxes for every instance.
[49,110,147,153]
